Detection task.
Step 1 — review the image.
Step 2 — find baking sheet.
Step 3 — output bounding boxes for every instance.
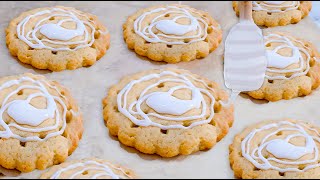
[0,1,320,179]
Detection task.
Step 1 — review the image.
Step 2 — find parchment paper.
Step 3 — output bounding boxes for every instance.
[0,1,319,179]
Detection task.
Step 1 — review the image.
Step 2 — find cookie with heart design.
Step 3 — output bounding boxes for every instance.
[103,68,234,157]
[233,1,312,27]
[0,73,82,172]
[40,158,135,179]
[6,6,110,71]
[123,4,222,63]
[230,119,320,179]
[245,32,320,101]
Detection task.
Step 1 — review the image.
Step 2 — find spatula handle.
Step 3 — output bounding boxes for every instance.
[239,1,253,22]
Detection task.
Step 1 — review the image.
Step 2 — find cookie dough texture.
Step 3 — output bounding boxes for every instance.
[0,73,83,172]
[232,1,312,27]
[229,119,320,179]
[246,32,320,102]
[6,6,110,71]
[103,68,234,158]
[123,4,222,63]
[40,158,135,179]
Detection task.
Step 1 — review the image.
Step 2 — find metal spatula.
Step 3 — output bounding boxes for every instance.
[223,1,267,105]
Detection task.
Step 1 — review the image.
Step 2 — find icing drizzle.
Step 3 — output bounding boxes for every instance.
[241,121,320,172]
[134,5,218,45]
[0,76,76,142]
[117,71,220,130]
[264,34,311,80]
[252,1,300,13]
[17,7,107,51]
[50,160,132,179]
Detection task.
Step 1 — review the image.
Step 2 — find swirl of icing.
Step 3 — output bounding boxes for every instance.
[264,34,310,80]
[17,7,107,51]
[50,160,132,179]
[134,5,216,45]
[0,76,76,142]
[252,1,300,13]
[241,121,320,172]
[117,71,219,130]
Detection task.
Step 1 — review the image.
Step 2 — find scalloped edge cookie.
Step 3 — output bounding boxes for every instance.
[40,158,135,179]
[245,32,320,102]
[103,68,234,158]
[6,6,110,71]
[0,73,83,172]
[229,119,320,179]
[123,4,222,63]
[232,1,312,27]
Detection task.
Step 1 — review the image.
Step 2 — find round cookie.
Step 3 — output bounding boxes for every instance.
[232,1,312,27]
[245,32,320,102]
[0,73,83,172]
[123,4,222,63]
[230,119,320,179]
[40,158,135,179]
[103,68,234,157]
[6,6,110,71]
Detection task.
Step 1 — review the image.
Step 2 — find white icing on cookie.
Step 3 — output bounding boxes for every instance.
[7,95,55,127]
[0,76,77,142]
[146,85,202,115]
[117,71,220,130]
[39,20,85,41]
[241,121,320,172]
[134,5,215,45]
[252,1,300,13]
[17,7,107,51]
[266,137,315,160]
[50,160,131,179]
[264,1,286,5]
[264,34,310,80]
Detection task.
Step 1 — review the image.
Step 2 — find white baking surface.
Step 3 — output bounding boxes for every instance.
[0,1,319,179]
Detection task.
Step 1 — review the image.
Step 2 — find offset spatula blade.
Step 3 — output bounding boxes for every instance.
[224,1,267,93]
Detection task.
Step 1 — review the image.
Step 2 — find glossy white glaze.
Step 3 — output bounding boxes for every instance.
[241,121,320,172]
[39,20,85,41]
[50,160,131,179]
[17,7,107,51]
[146,86,201,115]
[264,34,310,80]
[266,137,314,160]
[0,76,78,142]
[117,71,220,130]
[134,5,214,45]
[252,1,299,12]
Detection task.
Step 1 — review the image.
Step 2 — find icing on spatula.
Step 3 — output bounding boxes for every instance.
[223,1,267,105]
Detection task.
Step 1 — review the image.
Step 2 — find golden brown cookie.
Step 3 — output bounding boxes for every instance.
[230,119,320,179]
[40,158,135,179]
[6,6,110,71]
[0,73,83,172]
[123,4,222,63]
[103,68,234,158]
[245,32,320,102]
[233,1,312,27]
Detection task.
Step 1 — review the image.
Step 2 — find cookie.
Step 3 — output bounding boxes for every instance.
[123,4,222,63]
[40,158,135,179]
[6,6,110,71]
[230,119,320,179]
[232,1,312,27]
[245,32,320,102]
[103,68,234,157]
[0,73,83,172]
